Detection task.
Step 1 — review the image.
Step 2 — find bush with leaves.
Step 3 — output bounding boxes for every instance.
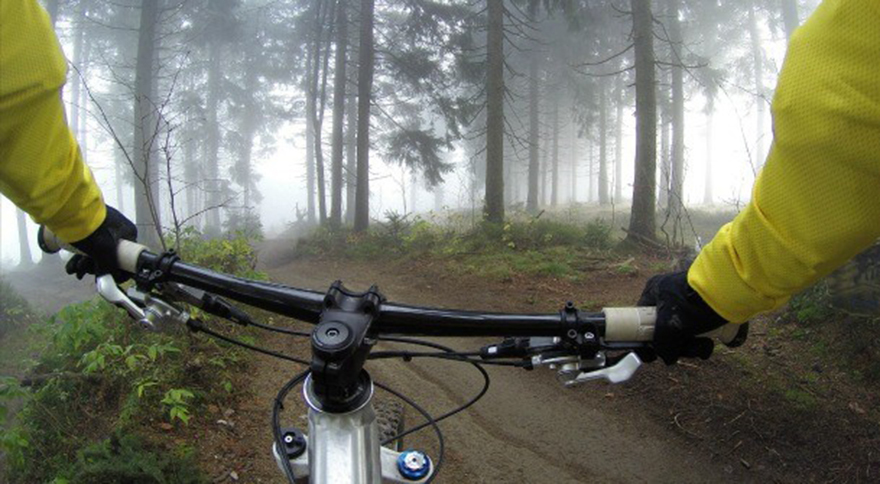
[295,214,617,261]
[3,232,264,483]
[169,227,266,279]
[0,277,33,338]
[0,377,29,469]
[52,431,205,484]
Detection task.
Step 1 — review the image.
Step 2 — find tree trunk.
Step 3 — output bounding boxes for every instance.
[614,76,624,203]
[353,0,375,232]
[780,0,799,40]
[306,0,333,225]
[16,209,32,267]
[329,0,348,228]
[115,143,126,212]
[541,116,549,206]
[314,0,335,225]
[132,0,161,247]
[658,102,670,208]
[203,39,222,237]
[410,170,417,214]
[69,0,84,139]
[184,134,196,218]
[237,72,258,210]
[748,4,766,170]
[570,120,578,204]
[703,98,714,206]
[668,0,685,239]
[550,97,559,208]
[484,0,505,223]
[588,140,594,203]
[433,183,443,211]
[626,0,657,244]
[305,86,316,224]
[658,64,670,209]
[344,79,357,225]
[304,7,318,225]
[511,157,520,205]
[598,79,609,205]
[526,52,540,213]
[503,147,512,206]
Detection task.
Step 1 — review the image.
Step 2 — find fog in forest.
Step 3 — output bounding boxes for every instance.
[0,0,819,266]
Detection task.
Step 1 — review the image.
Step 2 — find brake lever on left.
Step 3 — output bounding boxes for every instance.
[96,274,153,329]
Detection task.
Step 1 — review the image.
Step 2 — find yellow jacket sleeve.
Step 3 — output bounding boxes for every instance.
[688,0,880,323]
[0,0,105,243]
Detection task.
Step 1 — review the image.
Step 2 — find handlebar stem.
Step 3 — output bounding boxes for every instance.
[309,282,384,413]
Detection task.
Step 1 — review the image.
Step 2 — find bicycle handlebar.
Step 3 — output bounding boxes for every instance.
[36,226,744,344]
[37,226,748,484]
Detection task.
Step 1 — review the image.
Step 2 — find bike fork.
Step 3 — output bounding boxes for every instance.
[273,372,433,484]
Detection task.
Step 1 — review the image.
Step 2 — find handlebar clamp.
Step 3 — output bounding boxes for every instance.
[559,302,601,358]
[134,250,180,289]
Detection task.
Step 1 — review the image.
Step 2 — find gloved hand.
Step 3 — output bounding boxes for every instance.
[637,271,729,365]
[66,206,138,282]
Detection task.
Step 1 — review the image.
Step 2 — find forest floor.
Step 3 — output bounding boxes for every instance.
[3,234,879,483]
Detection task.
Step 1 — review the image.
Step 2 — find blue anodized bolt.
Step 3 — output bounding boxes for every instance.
[397,449,431,480]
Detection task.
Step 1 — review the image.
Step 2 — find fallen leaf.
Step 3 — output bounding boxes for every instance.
[849,402,866,415]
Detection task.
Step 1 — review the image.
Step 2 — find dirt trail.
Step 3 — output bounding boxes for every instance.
[234,240,757,483]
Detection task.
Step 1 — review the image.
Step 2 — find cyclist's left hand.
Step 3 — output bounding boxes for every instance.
[637,271,730,365]
[66,206,137,282]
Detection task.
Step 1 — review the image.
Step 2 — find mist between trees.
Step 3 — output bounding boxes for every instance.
[0,0,818,265]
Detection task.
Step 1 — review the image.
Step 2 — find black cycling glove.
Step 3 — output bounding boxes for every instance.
[637,271,729,365]
[66,206,138,282]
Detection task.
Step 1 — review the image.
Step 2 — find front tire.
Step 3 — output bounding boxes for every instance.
[374,400,405,451]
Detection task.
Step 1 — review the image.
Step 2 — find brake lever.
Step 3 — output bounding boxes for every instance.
[96,275,153,329]
[561,353,642,386]
[128,288,190,330]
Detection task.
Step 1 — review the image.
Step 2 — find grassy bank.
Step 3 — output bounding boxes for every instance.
[0,231,265,483]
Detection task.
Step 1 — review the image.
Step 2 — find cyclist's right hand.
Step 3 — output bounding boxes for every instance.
[66,205,138,282]
[637,271,731,365]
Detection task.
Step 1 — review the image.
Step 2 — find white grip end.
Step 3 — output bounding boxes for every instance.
[117,240,148,274]
[603,307,656,342]
[603,306,744,345]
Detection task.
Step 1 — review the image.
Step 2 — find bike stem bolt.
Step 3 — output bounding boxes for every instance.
[397,450,431,481]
